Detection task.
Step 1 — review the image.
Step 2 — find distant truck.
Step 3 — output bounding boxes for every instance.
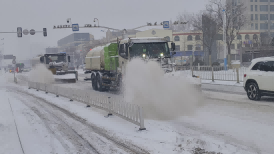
[31,53,78,83]
[85,37,176,91]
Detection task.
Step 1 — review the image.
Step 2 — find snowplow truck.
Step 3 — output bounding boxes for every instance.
[85,37,176,91]
[32,53,78,83]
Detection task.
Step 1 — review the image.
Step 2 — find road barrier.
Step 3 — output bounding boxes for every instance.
[175,65,247,83]
[28,81,146,130]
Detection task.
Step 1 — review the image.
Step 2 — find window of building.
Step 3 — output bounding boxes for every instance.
[270,5,274,11]
[271,14,274,20]
[251,23,254,29]
[230,44,235,49]
[245,34,250,40]
[215,34,223,40]
[237,44,242,49]
[187,45,193,50]
[195,35,201,40]
[271,23,274,29]
[255,14,258,20]
[187,35,192,41]
[260,14,268,20]
[164,36,170,41]
[255,23,258,30]
[260,5,268,12]
[260,0,268,2]
[237,35,242,40]
[255,5,258,11]
[260,23,268,30]
[195,44,201,51]
[253,34,258,40]
[251,14,254,21]
[175,45,180,51]
[271,0,274,2]
[251,5,253,11]
[250,0,253,2]
[253,43,259,47]
[174,36,180,41]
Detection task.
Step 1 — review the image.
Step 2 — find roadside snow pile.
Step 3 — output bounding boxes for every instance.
[123,58,204,120]
[28,64,54,84]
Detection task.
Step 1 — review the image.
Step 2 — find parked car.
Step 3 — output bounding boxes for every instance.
[243,57,274,101]
[212,59,224,67]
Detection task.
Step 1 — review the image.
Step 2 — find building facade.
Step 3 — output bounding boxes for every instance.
[45,47,58,54]
[228,0,274,34]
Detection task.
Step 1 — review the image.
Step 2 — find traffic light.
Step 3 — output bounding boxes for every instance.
[17,27,22,37]
[43,28,47,37]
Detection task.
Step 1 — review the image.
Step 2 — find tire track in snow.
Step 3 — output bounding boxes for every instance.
[13,94,99,154]
[8,87,150,154]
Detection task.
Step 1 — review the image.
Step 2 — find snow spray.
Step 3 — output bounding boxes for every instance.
[29,64,54,84]
[123,58,204,120]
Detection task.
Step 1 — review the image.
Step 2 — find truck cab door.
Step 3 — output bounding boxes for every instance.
[118,43,127,74]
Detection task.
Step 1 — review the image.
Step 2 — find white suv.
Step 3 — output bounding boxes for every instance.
[243,57,274,101]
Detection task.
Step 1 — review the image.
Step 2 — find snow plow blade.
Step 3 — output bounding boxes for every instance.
[54,71,78,83]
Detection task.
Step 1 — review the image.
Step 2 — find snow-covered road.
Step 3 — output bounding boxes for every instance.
[2,71,274,154]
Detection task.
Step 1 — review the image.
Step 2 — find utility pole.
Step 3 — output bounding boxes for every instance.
[223,9,227,70]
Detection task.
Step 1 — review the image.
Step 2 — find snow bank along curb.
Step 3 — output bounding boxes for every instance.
[28,81,146,130]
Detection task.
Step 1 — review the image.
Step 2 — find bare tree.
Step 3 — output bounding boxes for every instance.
[174,12,196,32]
[192,10,222,65]
[209,0,248,68]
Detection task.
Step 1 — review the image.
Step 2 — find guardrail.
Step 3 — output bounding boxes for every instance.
[175,65,248,82]
[28,81,146,130]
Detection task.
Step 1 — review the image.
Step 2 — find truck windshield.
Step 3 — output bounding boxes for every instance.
[129,42,170,58]
[45,55,66,64]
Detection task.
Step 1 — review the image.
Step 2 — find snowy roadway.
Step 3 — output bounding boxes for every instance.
[2,71,274,154]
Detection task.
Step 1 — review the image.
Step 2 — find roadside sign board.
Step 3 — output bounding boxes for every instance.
[30,29,35,35]
[23,29,29,35]
[163,21,169,28]
[72,24,79,31]
[4,55,14,59]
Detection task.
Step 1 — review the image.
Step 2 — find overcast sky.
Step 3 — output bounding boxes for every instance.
[0,0,208,61]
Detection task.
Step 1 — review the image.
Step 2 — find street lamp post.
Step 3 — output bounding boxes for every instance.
[223,9,227,70]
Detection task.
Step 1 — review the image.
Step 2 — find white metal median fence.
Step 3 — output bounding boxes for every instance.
[175,65,247,82]
[28,81,146,130]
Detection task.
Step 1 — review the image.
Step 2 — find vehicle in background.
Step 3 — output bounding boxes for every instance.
[32,53,78,83]
[212,59,224,67]
[15,63,24,73]
[243,57,274,101]
[85,37,176,91]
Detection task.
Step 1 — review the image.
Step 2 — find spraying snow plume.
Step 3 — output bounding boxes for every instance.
[28,64,54,84]
[123,58,204,120]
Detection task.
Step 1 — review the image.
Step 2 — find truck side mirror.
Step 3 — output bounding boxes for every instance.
[171,43,176,51]
[68,56,71,62]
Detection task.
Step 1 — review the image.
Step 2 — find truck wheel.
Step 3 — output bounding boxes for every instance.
[97,75,103,92]
[91,74,97,90]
